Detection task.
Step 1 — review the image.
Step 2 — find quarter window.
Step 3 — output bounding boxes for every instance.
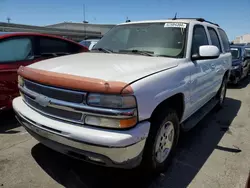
[208,27,222,52]
[39,37,70,54]
[192,25,209,55]
[218,29,230,52]
[38,37,81,55]
[0,38,33,63]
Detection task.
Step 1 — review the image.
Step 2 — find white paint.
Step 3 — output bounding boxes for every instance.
[199,45,220,57]
[29,53,179,83]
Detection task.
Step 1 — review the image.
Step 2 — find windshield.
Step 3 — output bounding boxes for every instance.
[230,47,241,59]
[93,22,187,58]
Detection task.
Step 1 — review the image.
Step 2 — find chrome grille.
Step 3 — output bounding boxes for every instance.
[22,79,86,123]
[19,79,136,125]
[24,96,82,122]
[24,79,86,103]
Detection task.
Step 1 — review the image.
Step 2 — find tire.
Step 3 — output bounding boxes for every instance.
[216,76,227,109]
[141,109,180,173]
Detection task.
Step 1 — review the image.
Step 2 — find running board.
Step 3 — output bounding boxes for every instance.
[182,98,219,131]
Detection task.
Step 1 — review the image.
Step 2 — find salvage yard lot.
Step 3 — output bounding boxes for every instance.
[1,79,250,188]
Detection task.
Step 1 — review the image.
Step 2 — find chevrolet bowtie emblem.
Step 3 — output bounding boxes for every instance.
[35,95,50,107]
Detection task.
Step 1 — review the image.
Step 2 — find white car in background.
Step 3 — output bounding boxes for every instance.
[79,39,100,50]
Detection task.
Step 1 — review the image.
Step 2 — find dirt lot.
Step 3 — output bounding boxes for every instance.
[1,79,250,188]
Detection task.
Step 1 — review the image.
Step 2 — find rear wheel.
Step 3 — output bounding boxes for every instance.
[216,77,227,108]
[141,109,180,173]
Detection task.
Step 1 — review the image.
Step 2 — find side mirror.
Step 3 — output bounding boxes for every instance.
[192,45,220,61]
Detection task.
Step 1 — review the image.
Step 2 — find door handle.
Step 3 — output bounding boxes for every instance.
[211,64,216,69]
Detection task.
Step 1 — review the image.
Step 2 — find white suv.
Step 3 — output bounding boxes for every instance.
[13,18,231,172]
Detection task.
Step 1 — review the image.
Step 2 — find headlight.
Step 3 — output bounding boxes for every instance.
[18,75,24,87]
[87,94,136,109]
[232,65,240,70]
[84,115,137,129]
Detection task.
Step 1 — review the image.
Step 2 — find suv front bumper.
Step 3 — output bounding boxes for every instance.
[13,97,150,169]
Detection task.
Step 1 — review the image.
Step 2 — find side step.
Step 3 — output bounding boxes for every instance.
[182,98,219,131]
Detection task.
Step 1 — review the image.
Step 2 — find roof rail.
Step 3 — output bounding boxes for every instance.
[171,17,219,27]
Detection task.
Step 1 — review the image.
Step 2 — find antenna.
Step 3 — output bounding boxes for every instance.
[173,13,177,20]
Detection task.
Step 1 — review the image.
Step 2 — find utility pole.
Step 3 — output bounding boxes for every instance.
[7,17,11,23]
[83,4,86,39]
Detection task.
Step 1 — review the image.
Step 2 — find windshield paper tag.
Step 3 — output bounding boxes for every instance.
[164,23,187,28]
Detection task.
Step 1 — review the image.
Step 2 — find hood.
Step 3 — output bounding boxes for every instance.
[29,52,179,83]
[232,59,242,66]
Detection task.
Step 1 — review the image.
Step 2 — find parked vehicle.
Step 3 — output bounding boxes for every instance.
[13,18,231,173]
[79,39,100,50]
[0,32,88,111]
[230,44,250,84]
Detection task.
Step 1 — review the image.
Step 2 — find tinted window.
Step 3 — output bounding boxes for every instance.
[208,27,222,52]
[94,22,187,58]
[0,38,33,63]
[218,29,230,52]
[39,37,70,54]
[192,25,209,55]
[38,37,81,55]
[230,47,241,59]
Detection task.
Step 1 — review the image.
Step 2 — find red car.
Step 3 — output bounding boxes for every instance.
[0,32,88,111]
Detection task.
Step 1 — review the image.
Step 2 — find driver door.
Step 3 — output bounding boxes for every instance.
[189,25,216,114]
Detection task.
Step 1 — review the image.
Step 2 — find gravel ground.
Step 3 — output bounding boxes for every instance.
[0,78,250,188]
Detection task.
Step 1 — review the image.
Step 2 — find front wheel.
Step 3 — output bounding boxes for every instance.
[141,109,180,173]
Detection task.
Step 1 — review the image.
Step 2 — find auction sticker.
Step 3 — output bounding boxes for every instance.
[164,22,187,28]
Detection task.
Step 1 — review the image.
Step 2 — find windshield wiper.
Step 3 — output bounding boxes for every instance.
[156,55,173,58]
[91,48,113,53]
[119,49,154,56]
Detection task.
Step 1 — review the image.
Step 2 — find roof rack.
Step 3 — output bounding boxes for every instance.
[171,17,219,27]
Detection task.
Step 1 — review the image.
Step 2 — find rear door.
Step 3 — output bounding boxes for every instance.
[0,36,39,109]
[207,26,224,93]
[217,28,232,80]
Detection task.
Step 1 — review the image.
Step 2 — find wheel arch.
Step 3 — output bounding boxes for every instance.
[150,93,185,123]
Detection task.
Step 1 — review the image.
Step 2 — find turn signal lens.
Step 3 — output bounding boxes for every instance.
[84,115,137,129]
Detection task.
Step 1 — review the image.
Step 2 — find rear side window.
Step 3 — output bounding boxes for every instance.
[218,29,230,52]
[208,27,222,52]
[0,38,33,63]
[192,25,209,55]
[38,37,81,55]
